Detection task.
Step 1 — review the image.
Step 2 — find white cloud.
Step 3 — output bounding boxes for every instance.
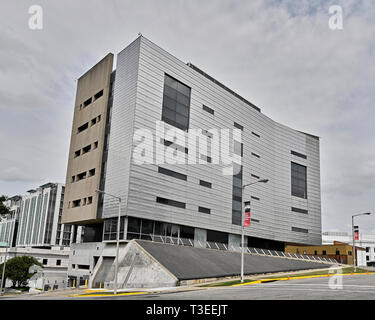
[0,0,374,234]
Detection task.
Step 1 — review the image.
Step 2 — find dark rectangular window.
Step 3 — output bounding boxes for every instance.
[200,154,212,163]
[42,259,48,265]
[198,206,211,214]
[251,152,260,158]
[207,230,228,244]
[252,131,260,138]
[291,207,308,214]
[93,141,99,149]
[292,226,308,234]
[76,171,87,181]
[180,226,194,240]
[291,150,307,159]
[87,196,93,205]
[234,122,243,130]
[74,150,81,158]
[202,105,214,115]
[72,199,81,208]
[234,141,243,157]
[94,90,103,100]
[291,162,307,198]
[127,217,141,236]
[162,74,191,131]
[158,167,187,181]
[82,144,91,154]
[83,97,92,107]
[77,122,89,133]
[156,197,186,209]
[56,259,61,266]
[232,164,243,226]
[91,117,97,126]
[77,265,90,270]
[202,130,213,139]
[199,180,212,188]
[161,139,188,154]
[89,168,96,177]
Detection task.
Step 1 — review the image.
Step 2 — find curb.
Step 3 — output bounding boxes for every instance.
[231,272,375,287]
[70,291,149,297]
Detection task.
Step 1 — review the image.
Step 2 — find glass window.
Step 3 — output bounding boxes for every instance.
[234,122,243,130]
[141,219,153,236]
[232,164,243,226]
[154,221,164,236]
[199,180,212,188]
[291,150,307,159]
[158,167,187,181]
[234,140,243,157]
[198,206,211,214]
[162,74,191,131]
[128,217,141,234]
[291,226,308,234]
[207,230,228,244]
[291,162,307,199]
[180,226,194,239]
[156,197,186,209]
[202,105,214,115]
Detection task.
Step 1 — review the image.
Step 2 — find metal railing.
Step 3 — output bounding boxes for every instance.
[143,234,337,264]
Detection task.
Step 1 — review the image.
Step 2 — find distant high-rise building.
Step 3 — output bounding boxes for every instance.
[0,183,82,248]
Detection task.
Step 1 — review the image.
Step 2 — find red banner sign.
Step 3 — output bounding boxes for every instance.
[244,211,251,227]
[354,230,359,240]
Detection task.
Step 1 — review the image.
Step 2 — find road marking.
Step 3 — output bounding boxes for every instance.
[71,291,149,297]
[258,283,375,288]
[231,272,375,287]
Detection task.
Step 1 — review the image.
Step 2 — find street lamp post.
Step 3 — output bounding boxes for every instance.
[96,189,122,295]
[241,179,268,283]
[352,212,371,272]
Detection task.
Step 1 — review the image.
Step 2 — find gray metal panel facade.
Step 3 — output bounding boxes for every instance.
[103,36,321,245]
[102,37,141,218]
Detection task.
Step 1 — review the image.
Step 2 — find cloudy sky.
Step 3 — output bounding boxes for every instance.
[0,0,374,235]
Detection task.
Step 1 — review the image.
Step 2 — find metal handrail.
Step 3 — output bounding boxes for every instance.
[129,233,335,264]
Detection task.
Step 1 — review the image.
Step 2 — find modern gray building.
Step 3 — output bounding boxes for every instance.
[62,35,322,253]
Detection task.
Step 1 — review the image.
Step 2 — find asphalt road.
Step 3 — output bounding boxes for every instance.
[100,274,375,300]
[2,274,375,300]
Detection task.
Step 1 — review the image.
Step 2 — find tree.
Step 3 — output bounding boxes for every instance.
[1,256,43,288]
[0,195,10,216]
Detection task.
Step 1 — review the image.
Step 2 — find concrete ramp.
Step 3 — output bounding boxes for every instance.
[91,240,178,288]
[136,240,333,282]
[91,240,333,288]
